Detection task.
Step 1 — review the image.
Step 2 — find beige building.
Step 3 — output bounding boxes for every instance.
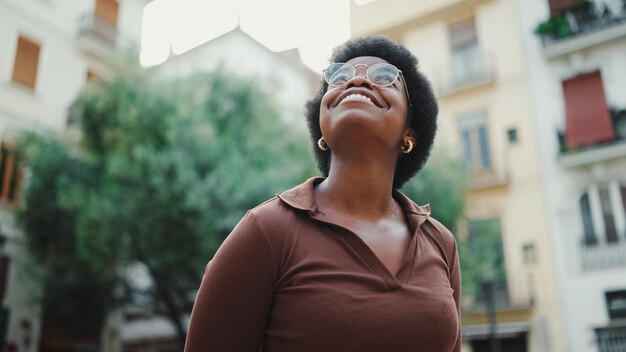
[351,0,563,351]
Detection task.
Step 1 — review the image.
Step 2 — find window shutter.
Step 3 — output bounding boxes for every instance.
[11,35,40,90]
[562,71,614,149]
[548,0,583,14]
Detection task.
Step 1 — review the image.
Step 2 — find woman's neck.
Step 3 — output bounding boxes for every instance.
[315,158,398,220]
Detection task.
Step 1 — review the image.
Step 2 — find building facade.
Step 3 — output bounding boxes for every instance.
[351,0,564,351]
[517,0,626,351]
[0,0,147,350]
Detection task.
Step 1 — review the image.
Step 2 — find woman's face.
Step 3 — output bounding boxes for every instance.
[319,56,412,155]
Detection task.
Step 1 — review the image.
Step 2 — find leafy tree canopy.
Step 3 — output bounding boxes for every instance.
[18,67,316,345]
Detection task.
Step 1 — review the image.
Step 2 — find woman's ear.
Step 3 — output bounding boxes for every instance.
[405,128,417,146]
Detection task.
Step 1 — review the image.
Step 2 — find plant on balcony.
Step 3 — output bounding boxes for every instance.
[534,14,572,40]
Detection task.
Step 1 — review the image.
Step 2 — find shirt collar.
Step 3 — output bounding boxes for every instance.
[277,176,432,218]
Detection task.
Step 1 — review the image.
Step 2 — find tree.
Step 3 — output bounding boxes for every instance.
[401,147,468,233]
[18,67,315,348]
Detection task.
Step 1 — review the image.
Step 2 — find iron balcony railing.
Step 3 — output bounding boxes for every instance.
[462,275,535,312]
[436,47,496,95]
[557,107,626,154]
[596,325,626,352]
[536,0,626,46]
[77,13,138,54]
[78,13,118,45]
[580,238,626,271]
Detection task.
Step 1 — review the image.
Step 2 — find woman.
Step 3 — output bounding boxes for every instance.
[185,35,461,352]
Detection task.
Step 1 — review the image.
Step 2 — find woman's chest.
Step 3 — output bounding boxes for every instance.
[264,234,458,352]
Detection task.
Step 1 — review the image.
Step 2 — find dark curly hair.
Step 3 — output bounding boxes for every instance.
[305,35,439,189]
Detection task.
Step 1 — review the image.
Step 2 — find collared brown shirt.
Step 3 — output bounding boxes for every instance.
[185,177,461,352]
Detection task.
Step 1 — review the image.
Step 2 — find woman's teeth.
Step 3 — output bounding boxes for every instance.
[340,93,372,104]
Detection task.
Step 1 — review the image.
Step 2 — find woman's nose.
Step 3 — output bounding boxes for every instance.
[346,74,374,89]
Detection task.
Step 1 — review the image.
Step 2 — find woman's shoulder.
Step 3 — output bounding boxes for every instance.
[243,177,321,236]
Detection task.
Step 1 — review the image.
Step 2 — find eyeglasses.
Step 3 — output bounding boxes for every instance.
[323,62,411,108]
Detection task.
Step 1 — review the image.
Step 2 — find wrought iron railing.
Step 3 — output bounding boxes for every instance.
[437,47,495,94]
[77,13,138,53]
[557,107,626,154]
[581,239,626,271]
[596,325,626,352]
[463,276,535,312]
[536,0,626,45]
[78,13,118,45]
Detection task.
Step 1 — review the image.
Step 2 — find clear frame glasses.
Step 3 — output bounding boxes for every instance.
[323,62,411,107]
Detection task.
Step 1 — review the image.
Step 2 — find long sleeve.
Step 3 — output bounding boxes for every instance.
[450,238,462,352]
[184,212,277,352]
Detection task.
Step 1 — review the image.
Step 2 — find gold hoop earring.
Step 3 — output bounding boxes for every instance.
[317,137,329,151]
[401,140,414,154]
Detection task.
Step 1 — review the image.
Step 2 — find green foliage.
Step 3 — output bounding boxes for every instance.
[401,147,468,233]
[16,135,120,338]
[402,151,508,298]
[459,218,506,297]
[534,15,571,39]
[17,66,315,343]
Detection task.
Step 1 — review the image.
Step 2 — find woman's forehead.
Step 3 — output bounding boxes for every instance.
[345,56,390,66]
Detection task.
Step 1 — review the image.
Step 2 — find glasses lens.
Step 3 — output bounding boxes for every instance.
[324,63,354,86]
[368,63,399,86]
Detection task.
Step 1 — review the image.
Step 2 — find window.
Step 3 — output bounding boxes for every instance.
[562,72,613,149]
[606,290,626,320]
[523,243,536,264]
[86,69,102,81]
[93,0,119,44]
[459,111,492,173]
[507,128,518,144]
[580,193,596,245]
[0,143,23,204]
[579,183,626,245]
[11,35,41,90]
[449,19,483,86]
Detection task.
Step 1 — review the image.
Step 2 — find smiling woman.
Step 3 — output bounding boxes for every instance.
[184,36,461,352]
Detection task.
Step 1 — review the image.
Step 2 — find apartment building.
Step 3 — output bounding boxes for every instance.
[517,0,626,351]
[0,0,147,350]
[351,0,564,351]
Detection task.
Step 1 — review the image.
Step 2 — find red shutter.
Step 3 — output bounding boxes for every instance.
[563,71,614,149]
[548,0,582,14]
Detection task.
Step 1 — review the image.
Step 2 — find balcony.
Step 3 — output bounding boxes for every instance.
[436,49,496,97]
[535,0,626,58]
[558,108,626,168]
[76,13,138,62]
[462,277,535,313]
[580,238,626,271]
[595,325,626,352]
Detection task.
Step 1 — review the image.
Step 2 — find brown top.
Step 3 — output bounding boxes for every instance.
[185,177,461,352]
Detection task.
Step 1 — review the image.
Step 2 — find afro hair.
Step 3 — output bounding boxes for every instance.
[304,35,439,189]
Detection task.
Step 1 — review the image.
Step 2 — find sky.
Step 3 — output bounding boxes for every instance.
[140,0,368,72]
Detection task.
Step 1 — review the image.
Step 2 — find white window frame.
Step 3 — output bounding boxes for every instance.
[458,111,492,174]
[580,182,626,245]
